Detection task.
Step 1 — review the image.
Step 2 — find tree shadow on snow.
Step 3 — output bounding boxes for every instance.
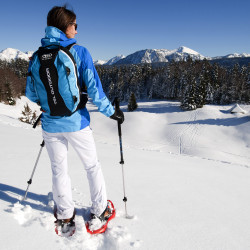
[90,100,183,114]
[135,101,183,114]
[0,183,52,214]
[172,115,250,127]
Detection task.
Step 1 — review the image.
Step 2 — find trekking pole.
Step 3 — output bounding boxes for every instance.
[22,114,44,201]
[22,140,45,201]
[113,97,129,218]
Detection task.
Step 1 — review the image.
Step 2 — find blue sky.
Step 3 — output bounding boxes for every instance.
[1,0,249,60]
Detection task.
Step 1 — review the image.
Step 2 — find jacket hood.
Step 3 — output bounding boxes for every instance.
[41,26,76,47]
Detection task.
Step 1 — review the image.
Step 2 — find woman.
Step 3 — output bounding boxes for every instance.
[25,5,124,232]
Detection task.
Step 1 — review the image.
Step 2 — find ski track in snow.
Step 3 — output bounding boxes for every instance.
[168,109,198,144]
[167,109,203,152]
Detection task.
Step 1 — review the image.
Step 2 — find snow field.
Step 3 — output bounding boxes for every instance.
[0,97,250,249]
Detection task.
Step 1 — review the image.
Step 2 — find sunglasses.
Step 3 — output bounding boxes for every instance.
[68,22,78,30]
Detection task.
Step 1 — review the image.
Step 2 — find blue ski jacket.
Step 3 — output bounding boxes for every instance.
[26,26,114,133]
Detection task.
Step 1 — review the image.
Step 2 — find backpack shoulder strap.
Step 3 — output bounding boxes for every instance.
[66,43,77,51]
[63,44,87,93]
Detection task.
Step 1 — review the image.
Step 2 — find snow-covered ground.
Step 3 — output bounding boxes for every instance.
[0,97,250,250]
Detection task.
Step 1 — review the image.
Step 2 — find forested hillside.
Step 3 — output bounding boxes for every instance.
[0,57,249,110]
[0,59,28,105]
[98,58,249,109]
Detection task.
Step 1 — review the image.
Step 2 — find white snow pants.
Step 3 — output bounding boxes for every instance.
[42,126,107,220]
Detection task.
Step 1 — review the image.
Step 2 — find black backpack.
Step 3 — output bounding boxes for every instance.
[28,44,88,116]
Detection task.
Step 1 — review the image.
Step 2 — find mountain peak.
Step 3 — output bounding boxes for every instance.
[176,46,200,55]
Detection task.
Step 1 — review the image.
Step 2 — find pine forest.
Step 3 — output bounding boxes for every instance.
[0,57,249,110]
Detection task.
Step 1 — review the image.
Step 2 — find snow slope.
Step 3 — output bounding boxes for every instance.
[105,55,125,65]
[0,97,250,250]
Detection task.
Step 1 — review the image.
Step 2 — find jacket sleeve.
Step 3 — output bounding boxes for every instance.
[25,60,39,103]
[80,47,114,117]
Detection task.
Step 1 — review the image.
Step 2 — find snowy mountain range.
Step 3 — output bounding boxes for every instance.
[213,53,250,59]
[0,48,33,62]
[114,47,206,65]
[0,47,249,65]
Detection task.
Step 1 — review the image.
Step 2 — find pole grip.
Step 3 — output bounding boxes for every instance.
[113,97,120,110]
[33,113,42,129]
[113,97,122,136]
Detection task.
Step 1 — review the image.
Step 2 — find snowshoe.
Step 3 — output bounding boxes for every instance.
[85,200,115,235]
[55,218,76,237]
[54,210,76,237]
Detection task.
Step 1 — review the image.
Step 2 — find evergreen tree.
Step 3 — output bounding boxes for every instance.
[128,92,138,111]
[196,62,209,108]
[180,58,197,110]
[181,80,197,110]
[19,103,38,124]
[237,65,250,103]
[4,77,16,105]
